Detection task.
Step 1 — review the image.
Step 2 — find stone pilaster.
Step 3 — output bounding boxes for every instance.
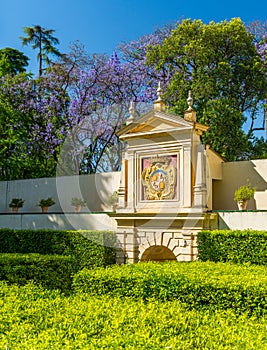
[193,145,208,210]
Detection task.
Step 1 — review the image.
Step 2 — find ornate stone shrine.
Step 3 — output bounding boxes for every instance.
[110,85,220,263]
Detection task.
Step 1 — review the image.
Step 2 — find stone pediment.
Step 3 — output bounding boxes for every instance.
[118,109,196,140]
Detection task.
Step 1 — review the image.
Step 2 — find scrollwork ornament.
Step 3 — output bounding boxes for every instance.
[142,156,177,200]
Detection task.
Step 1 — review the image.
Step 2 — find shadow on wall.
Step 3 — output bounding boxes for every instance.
[56,172,121,212]
[216,211,267,230]
[0,213,117,231]
[56,173,121,213]
[212,159,267,210]
[0,172,121,213]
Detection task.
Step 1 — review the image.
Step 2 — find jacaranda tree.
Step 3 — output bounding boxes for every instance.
[1,18,267,180]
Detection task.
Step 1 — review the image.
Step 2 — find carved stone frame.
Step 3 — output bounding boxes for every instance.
[136,150,181,210]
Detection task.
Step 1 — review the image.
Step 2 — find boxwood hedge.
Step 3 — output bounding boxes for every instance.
[72,261,267,316]
[0,228,116,269]
[197,229,267,264]
[0,253,75,293]
[1,282,267,349]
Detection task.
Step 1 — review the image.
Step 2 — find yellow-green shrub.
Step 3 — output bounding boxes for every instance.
[0,228,116,269]
[0,282,267,350]
[73,261,267,315]
[197,229,267,264]
[0,253,76,293]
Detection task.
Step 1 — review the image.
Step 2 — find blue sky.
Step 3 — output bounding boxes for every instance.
[1,0,266,74]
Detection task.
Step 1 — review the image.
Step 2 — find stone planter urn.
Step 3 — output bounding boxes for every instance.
[234,184,255,211]
[112,204,118,213]
[41,206,49,213]
[75,205,82,213]
[237,200,248,211]
[38,198,55,213]
[71,197,86,213]
[108,191,118,213]
[9,198,24,213]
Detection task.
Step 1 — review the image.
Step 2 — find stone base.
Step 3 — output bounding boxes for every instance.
[110,212,218,264]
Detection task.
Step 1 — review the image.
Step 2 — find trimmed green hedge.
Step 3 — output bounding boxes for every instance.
[0,229,116,269]
[197,230,267,264]
[73,261,267,316]
[1,282,267,349]
[0,282,266,349]
[0,253,76,293]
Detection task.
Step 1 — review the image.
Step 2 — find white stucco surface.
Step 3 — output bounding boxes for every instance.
[218,211,267,230]
[0,213,117,231]
[0,172,121,213]
[213,159,267,210]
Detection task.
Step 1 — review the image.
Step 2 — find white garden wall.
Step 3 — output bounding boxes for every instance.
[0,172,121,213]
[0,213,117,231]
[217,211,267,230]
[212,159,267,210]
[0,160,267,233]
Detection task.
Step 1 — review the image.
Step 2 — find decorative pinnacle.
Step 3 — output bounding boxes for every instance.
[129,101,135,117]
[153,81,166,112]
[127,101,136,125]
[187,90,193,111]
[156,81,163,101]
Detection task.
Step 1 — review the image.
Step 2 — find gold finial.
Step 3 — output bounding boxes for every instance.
[154,81,166,112]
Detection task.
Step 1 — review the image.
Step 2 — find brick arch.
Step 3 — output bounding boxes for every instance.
[140,245,176,262]
[138,231,184,262]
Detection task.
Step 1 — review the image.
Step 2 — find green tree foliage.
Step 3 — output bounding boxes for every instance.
[1,19,266,181]
[20,25,61,76]
[0,74,61,180]
[249,136,267,158]
[146,18,267,160]
[0,48,29,77]
[0,74,28,180]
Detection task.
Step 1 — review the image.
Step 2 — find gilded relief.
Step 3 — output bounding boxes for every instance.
[142,156,177,200]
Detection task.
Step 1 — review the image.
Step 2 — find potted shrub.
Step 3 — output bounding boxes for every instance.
[38,197,55,213]
[108,190,119,212]
[71,197,86,213]
[234,184,256,210]
[9,198,25,213]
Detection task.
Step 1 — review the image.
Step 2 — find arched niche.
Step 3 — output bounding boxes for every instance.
[140,245,177,262]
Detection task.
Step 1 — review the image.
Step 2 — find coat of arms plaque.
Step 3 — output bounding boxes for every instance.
[141,155,177,200]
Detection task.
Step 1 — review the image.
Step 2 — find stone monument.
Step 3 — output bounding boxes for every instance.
[110,84,218,263]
